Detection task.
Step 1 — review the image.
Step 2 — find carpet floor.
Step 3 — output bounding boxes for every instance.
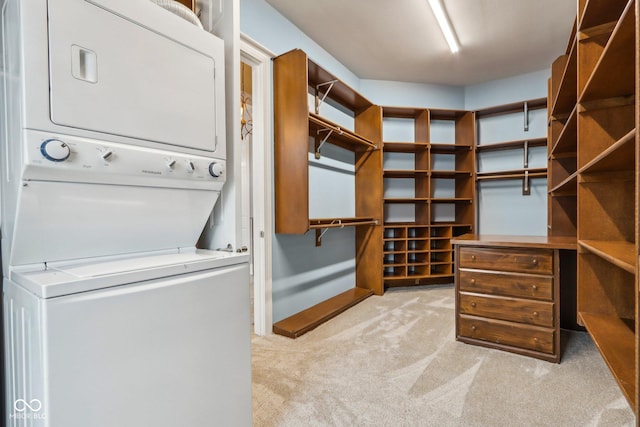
[252,285,635,426]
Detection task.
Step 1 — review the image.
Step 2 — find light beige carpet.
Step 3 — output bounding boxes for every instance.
[252,285,635,426]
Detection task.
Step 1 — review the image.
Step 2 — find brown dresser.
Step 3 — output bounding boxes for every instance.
[452,235,576,363]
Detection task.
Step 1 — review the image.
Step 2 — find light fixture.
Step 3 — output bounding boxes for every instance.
[428,0,460,54]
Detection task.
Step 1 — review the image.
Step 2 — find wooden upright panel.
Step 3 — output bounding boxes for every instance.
[355,105,384,295]
[454,111,476,228]
[415,110,431,224]
[273,50,310,234]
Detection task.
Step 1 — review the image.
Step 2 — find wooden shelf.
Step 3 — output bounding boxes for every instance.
[550,151,578,160]
[384,222,428,227]
[431,170,473,178]
[383,142,429,152]
[476,168,547,181]
[476,137,546,153]
[384,198,429,204]
[578,0,629,32]
[307,58,372,112]
[429,109,469,120]
[383,170,429,178]
[309,113,377,151]
[431,198,473,204]
[382,198,472,204]
[475,98,546,119]
[273,287,374,338]
[430,143,472,154]
[579,0,635,103]
[550,105,577,156]
[382,106,427,118]
[578,129,636,175]
[549,172,578,196]
[551,42,577,117]
[432,222,473,229]
[308,217,377,229]
[579,240,636,274]
[578,312,636,408]
[384,273,454,280]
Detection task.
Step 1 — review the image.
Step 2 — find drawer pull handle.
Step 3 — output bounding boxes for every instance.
[471,325,476,331]
[532,285,538,291]
[471,255,476,261]
[471,302,476,308]
[532,258,538,265]
[470,279,476,285]
[533,311,538,317]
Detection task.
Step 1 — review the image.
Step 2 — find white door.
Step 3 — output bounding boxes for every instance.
[43,265,251,427]
[47,0,224,154]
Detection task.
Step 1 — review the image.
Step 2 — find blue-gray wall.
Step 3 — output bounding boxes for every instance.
[241,0,549,322]
[466,71,549,236]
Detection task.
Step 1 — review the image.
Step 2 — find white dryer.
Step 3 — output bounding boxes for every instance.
[1,1,251,426]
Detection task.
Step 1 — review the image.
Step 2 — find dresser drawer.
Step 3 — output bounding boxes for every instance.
[459,269,553,301]
[458,315,554,354]
[459,292,554,327]
[458,246,553,274]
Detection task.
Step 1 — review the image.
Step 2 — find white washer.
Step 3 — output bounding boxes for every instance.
[1,0,251,425]
[5,250,250,427]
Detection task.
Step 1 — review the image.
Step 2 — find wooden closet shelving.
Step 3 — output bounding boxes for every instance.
[272,49,383,337]
[552,0,639,411]
[475,137,546,153]
[548,19,578,238]
[474,99,548,196]
[475,98,547,119]
[381,107,475,285]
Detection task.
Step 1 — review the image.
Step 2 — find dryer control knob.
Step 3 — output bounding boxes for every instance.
[40,139,71,162]
[209,162,224,178]
[186,161,196,172]
[100,149,114,161]
[166,159,176,170]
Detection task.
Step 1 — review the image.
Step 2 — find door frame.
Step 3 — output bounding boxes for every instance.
[240,34,274,336]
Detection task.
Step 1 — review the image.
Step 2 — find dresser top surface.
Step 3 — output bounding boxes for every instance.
[452,234,577,250]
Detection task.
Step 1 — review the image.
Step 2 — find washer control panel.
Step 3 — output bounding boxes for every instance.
[24,131,226,190]
[40,139,72,162]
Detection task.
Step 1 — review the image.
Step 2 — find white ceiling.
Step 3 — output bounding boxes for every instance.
[264,0,576,86]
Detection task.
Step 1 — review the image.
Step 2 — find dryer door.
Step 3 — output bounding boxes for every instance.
[47,0,225,154]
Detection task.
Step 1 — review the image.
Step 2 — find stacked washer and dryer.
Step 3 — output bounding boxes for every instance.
[1,0,251,426]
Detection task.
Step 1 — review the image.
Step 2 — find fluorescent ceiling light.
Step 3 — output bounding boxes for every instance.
[428,0,460,53]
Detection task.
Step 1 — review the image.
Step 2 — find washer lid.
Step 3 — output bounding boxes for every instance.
[11,249,249,299]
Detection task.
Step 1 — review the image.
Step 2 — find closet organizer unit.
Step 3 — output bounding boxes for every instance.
[272,49,383,337]
[382,108,475,286]
[475,99,548,195]
[548,19,578,237]
[548,0,639,412]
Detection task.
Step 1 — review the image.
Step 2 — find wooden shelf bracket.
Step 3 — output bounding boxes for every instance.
[314,79,338,114]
